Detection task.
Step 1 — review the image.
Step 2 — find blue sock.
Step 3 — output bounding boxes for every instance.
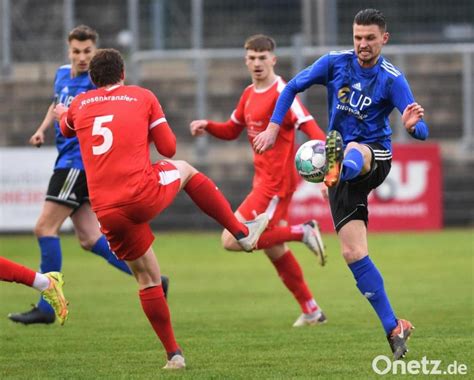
[348,256,397,334]
[341,148,364,181]
[91,236,132,275]
[37,236,62,314]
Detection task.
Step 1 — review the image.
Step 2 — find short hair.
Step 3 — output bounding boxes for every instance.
[68,25,99,44]
[89,49,124,87]
[244,34,276,52]
[353,9,387,31]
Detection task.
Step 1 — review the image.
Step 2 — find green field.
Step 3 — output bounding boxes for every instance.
[0,229,472,379]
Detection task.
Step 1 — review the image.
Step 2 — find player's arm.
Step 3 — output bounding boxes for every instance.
[147,91,177,158]
[254,54,330,153]
[53,103,76,138]
[29,102,56,147]
[391,76,429,140]
[150,119,176,158]
[190,117,244,140]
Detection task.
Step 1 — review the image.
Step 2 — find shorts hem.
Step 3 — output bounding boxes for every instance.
[334,205,368,232]
[45,196,80,209]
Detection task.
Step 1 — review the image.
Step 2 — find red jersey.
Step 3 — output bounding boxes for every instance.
[207,76,324,197]
[60,84,177,211]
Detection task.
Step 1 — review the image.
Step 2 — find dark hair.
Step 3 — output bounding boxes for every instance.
[68,25,99,44]
[244,34,276,52]
[353,9,386,31]
[89,49,124,87]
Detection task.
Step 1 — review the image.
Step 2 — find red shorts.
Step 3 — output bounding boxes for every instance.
[95,160,181,261]
[237,189,292,227]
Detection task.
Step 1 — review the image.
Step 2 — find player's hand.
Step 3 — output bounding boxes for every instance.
[402,102,424,133]
[29,130,45,148]
[253,122,280,154]
[53,103,68,122]
[189,119,208,136]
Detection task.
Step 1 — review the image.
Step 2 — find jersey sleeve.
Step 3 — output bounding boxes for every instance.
[390,75,429,140]
[148,92,176,158]
[204,91,246,140]
[271,54,330,126]
[206,119,244,140]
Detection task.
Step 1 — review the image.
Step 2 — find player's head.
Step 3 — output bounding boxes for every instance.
[244,34,277,83]
[89,48,125,87]
[68,25,98,75]
[352,9,389,68]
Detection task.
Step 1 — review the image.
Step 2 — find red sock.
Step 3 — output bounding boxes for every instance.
[139,285,179,354]
[0,257,36,286]
[184,173,248,238]
[271,251,318,314]
[256,225,304,249]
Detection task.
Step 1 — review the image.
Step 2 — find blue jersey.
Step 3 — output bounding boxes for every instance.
[271,50,428,152]
[52,64,95,169]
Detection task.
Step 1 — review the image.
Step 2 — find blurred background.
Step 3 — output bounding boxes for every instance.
[0,0,473,232]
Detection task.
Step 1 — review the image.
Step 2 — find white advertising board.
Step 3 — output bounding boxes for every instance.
[0,147,73,232]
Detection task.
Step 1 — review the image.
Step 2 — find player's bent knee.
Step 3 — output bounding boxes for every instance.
[169,160,199,183]
[342,250,366,264]
[345,142,360,152]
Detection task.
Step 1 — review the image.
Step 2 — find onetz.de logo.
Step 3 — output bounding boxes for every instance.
[372,355,468,376]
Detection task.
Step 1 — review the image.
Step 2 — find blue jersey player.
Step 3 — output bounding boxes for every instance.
[254,9,428,359]
[9,26,169,325]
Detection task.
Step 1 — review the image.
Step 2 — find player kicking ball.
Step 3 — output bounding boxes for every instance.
[53,48,268,369]
[254,9,427,359]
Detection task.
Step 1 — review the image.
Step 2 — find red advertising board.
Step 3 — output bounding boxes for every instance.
[288,143,443,232]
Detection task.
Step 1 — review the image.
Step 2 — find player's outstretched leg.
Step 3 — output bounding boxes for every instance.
[0,256,37,286]
[176,165,268,252]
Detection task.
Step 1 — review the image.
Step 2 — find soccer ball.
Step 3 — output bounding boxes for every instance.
[295,140,326,183]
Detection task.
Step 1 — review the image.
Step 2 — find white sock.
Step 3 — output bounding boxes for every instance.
[32,273,50,292]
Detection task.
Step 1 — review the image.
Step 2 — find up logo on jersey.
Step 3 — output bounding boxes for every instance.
[337,85,372,120]
[337,86,372,110]
[57,93,76,107]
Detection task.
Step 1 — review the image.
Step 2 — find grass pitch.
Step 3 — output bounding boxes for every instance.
[0,229,472,379]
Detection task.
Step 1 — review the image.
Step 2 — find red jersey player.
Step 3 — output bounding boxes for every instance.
[53,48,268,370]
[190,35,328,327]
[1,257,68,324]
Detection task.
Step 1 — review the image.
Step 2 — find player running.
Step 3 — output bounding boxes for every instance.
[190,34,328,327]
[1,257,68,325]
[9,25,170,326]
[53,48,268,369]
[254,9,428,359]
